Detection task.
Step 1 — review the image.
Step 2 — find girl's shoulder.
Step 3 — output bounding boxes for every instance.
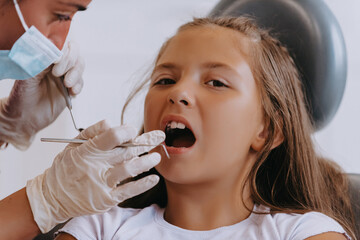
[251,205,350,239]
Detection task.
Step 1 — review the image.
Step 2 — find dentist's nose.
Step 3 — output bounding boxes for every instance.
[48,23,71,50]
[168,84,194,107]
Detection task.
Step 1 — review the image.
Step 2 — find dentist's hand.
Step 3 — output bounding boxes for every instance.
[0,41,84,150]
[26,120,165,233]
[52,41,85,96]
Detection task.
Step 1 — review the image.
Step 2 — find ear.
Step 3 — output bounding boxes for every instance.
[251,120,284,152]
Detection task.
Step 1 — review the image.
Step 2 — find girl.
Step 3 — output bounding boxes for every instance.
[55,17,355,239]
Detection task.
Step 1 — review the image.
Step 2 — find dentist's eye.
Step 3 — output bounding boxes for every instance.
[154,78,176,85]
[56,14,72,22]
[206,80,228,88]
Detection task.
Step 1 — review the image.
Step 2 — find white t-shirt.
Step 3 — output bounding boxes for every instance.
[58,204,350,240]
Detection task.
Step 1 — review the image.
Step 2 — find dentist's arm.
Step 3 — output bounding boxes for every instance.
[0,120,165,240]
[0,41,85,240]
[0,188,40,239]
[0,41,84,150]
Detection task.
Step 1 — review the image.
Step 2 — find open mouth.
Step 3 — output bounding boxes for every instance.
[165,121,196,148]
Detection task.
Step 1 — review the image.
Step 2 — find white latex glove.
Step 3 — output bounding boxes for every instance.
[26,120,165,233]
[0,41,84,150]
[53,41,85,95]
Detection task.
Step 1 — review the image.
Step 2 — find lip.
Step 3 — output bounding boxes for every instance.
[160,114,197,155]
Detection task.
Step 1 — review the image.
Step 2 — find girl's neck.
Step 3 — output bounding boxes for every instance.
[163,177,254,231]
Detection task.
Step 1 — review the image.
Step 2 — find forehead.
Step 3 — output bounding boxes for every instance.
[157,25,252,66]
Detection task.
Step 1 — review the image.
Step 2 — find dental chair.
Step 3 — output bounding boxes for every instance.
[209,0,360,238]
[34,0,359,239]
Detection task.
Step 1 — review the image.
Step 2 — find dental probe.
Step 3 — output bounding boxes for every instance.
[59,76,83,132]
[41,138,170,159]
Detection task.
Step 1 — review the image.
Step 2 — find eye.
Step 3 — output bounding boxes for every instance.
[206,80,228,88]
[56,14,72,22]
[153,78,176,86]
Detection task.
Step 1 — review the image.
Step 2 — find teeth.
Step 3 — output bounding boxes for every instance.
[170,121,177,129]
[177,123,186,129]
[167,121,186,130]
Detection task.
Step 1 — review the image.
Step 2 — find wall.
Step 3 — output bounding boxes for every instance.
[0,0,359,199]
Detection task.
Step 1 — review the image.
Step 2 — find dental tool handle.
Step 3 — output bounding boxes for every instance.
[59,76,82,132]
[41,138,170,159]
[60,76,72,110]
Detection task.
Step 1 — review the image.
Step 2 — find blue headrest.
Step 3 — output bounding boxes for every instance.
[209,0,347,130]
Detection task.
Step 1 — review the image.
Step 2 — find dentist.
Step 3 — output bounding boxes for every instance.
[0,0,165,239]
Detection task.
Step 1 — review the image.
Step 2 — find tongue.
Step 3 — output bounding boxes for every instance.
[172,135,194,148]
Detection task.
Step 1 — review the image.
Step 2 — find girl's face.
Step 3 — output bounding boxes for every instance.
[144,26,265,185]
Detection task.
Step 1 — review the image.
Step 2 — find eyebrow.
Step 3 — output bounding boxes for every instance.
[153,62,235,72]
[153,63,177,72]
[202,62,236,71]
[60,1,88,11]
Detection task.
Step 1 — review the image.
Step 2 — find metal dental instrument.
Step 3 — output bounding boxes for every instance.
[41,138,170,159]
[59,76,83,132]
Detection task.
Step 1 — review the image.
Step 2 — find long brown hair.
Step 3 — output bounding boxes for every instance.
[120,17,355,239]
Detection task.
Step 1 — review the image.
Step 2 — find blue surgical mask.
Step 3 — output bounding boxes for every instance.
[0,0,62,80]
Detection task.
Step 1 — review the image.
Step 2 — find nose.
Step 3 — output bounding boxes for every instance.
[167,83,195,107]
[48,24,71,50]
